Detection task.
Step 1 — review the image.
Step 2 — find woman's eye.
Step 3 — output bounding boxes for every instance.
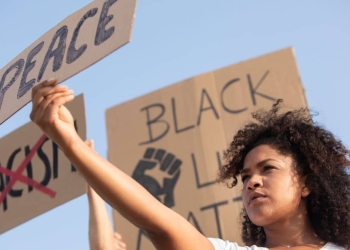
[241,175,249,183]
[264,165,275,171]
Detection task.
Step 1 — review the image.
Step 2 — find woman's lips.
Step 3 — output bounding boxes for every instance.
[250,196,266,205]
[249,192,267,205]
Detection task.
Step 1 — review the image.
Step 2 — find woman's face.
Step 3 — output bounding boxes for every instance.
[241,144,309,227]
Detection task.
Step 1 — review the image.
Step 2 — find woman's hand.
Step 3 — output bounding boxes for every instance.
[30,78,77,150]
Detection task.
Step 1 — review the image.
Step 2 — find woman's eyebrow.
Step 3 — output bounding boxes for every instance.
[241,158,278,174]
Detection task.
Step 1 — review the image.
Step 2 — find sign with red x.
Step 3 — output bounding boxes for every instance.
[0,94,86,234]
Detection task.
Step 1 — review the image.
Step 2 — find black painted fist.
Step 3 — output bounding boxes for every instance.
[132,148,182,208]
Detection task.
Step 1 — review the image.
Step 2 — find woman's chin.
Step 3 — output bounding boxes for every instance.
[248,212,276,227]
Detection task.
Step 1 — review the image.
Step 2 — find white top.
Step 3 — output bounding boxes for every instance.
[208,238,345,250]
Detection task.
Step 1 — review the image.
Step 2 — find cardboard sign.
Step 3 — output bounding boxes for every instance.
[105,48,307,249]
[0,94,86,234]
[0,0,137,125]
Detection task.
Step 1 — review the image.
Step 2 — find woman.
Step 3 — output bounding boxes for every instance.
[30,79,349,249]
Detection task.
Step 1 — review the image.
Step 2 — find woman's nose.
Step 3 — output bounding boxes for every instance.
[247,175,263,190]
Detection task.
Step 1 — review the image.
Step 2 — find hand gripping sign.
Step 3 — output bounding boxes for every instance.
[0,0,137,124]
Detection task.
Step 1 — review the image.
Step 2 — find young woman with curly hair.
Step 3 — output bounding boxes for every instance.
[210,100,350,249]
[30,79,349,250]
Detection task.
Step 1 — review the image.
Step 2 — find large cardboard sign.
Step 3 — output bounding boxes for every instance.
[0,94,86,234]
[105,48,307,249]
[0,0,137,125]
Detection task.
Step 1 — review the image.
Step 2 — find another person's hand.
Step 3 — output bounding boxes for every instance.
[88,182,127,250]
[113,232,127,250]
[86,140,127,250]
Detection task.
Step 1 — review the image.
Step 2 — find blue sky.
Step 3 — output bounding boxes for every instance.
[0,0,349,249]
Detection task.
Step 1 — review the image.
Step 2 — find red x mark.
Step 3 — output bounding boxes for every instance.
[0,134,57,206]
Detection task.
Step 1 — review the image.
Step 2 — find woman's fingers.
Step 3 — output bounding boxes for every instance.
[31,85,70,120]
[31,78,57,99]
[41,95,74,124]
[31,90,74,124]
[30,78,68,120]
[30,78,78,150]
[32,85,69,110]
[32,78,59,107]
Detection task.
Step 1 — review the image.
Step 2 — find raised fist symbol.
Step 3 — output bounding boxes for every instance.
[132,148,182,208]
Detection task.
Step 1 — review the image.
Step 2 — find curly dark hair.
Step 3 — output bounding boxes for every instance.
[218,100,350,248]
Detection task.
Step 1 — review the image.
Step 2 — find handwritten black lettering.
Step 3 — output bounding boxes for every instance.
[200,200,229,239]
[0,121,79,212]
[37,137,51,187]
[6,148,23,198]
[37,26,68,82]
[247,71,275,105]
[187,211,204,234]
[172,98,195,134]
[191,153,215,189]
[136,229,150,250]
[52,141,78,178]
[216,151,224,169]
[221,78,247,114]
[233,196,242,202]
[197,88,219,125]
[0,164,7,211]
[53,120,78,177]
[67,8,98,64]
[25,145,34,192]
[95,0,117,46]
[0,59,24,110]
[17,42,44,98]
[192,151,224,189]
[139,104,170,145]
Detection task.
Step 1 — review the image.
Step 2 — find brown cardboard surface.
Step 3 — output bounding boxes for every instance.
[0,0,137,125]
[105,48,307,249]
[0,94,86,234]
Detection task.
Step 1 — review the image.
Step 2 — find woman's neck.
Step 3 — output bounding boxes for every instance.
[263,210,324,248]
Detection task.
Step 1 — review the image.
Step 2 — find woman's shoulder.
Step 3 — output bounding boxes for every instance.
[208,239,345,250]
[321,242,346,250]
[207,238,268,250]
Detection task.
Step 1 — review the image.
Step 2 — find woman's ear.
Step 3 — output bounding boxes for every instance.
[301,174,311,198]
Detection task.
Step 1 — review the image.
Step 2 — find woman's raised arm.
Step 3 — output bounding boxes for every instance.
[30,79,214,250]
